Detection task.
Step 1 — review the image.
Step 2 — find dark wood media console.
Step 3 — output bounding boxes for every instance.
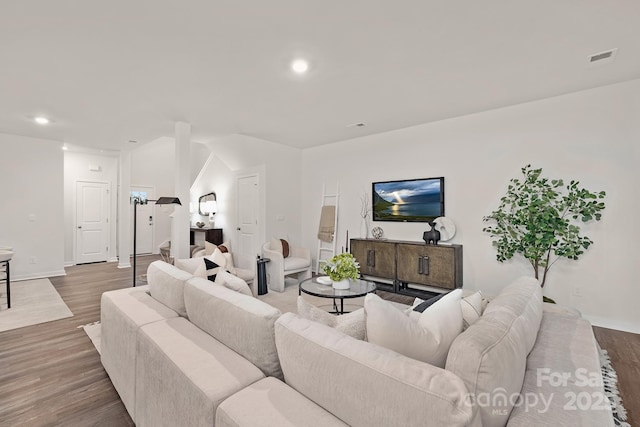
[350,238,462,297]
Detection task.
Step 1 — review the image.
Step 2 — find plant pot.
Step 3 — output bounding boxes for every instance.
[332,279,350,290]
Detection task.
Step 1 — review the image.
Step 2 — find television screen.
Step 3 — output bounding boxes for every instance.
[372,177,444,222]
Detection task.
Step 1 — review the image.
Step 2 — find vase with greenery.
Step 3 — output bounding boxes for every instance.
[322,253,360,289]
[483,165,606,290]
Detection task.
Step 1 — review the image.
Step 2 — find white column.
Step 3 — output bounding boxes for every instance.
[117,150,132,268]
[172,122,191,260]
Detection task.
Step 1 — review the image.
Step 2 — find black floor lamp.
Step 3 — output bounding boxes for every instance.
[132,196,181,287]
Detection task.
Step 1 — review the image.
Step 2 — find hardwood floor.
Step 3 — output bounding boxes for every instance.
[0,259,637,426]
[594,326,639,426]
[0,256,160,426]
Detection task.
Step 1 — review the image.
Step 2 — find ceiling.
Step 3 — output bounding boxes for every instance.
[1,1,639,152]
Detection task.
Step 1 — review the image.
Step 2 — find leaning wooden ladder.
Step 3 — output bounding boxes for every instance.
[315,184,340,274]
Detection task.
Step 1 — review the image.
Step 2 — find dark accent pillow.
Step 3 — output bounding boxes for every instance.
[280,239,290,258]
[204,258,222,281]
[413,291,451,313]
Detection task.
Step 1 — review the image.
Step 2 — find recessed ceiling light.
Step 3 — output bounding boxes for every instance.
[34,116,50,125]
[291,59,309,74]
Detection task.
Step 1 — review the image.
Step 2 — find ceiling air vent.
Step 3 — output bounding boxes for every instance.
[588,48,618,66]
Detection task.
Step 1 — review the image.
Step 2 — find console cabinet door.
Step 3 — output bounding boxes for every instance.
[351,239,395,280]
[396,244,456,289]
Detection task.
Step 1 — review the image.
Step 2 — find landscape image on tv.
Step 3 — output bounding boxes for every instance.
[372,177,444,222]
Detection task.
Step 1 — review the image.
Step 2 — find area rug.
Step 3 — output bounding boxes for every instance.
[0,278,73,332]
[600,349,631,427]
[79,321,101,354]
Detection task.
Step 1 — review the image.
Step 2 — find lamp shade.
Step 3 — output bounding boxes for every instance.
[204,200,217,214]
[155,197,182,205]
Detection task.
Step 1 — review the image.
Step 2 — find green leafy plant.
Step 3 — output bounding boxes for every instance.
[483,165,605,288]
[322,253,360,281]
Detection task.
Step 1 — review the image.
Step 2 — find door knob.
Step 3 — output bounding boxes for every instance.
[77,226,82,229]
[237,227,241,231]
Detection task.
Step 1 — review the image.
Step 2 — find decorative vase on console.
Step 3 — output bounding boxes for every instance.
[360,192,371,238]
[360,217,370,239]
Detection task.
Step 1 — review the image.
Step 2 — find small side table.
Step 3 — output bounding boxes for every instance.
[256,257,270,296]
[1,260,10,309]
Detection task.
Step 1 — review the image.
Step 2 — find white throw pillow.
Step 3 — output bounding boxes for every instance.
[209,247,228,269]
[365,290,463,367]
[460,291,483,330]
[297,296,366,340]
[215,269,252,297]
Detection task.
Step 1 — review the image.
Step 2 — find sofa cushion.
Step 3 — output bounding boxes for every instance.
[461,291,483,330]
[507,312,614,427]
[174,256,203,275]
[184,277,283,379]
[229,266,253,284]
[445,276,543,427]
[275,313,480,427]
[135,317,264,427]
[297,296,366,340]
[147,260,192,317]
[483,276,543,354]
[215,377,348,427]
[215,269,252,297]
[365,290,463,367]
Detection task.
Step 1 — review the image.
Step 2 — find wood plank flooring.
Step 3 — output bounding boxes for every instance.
[0,258,637,426]
[0,256,160,426]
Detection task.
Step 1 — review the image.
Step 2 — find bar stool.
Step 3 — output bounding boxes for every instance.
[0,247,13,309]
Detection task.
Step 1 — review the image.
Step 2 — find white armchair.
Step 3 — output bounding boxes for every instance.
[262,240,312,292]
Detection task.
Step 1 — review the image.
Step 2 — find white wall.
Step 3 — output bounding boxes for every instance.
[0,133,65,280]
[190,153,234,242]
[131,137,178,253]
[301,79,640,333]
[201,134,303,248]
[63,151,119,265]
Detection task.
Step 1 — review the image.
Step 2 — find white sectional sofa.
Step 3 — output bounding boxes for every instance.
[100,261,613,426]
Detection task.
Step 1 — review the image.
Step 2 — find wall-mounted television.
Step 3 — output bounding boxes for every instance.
[372,177,444,222]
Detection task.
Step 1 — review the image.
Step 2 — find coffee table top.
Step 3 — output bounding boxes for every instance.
[299,276,376,299]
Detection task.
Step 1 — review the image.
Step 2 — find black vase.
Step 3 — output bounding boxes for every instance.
[422,222,440,245]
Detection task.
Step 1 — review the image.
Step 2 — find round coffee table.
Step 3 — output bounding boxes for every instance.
[298,276,376,314]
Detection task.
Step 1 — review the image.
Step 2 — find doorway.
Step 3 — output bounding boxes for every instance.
[130,186,155,255]
[236,172,263,260]
[76,181,110,264]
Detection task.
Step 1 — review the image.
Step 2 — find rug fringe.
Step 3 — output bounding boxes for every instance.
[77,320,101,329]
[600,349,631,427]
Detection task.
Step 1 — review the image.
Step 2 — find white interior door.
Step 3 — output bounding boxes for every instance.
[237,174,259,259]
[131,186,155,255]
[76,181,109,264]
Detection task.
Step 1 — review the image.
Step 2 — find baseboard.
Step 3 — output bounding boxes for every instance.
[117,262,131,269]
[12,269,67,281]
[108,257,119,263]
[64,261,74,267]
[585,314,640,334]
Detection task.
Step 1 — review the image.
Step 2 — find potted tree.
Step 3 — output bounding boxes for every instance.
[483,165,606,294]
